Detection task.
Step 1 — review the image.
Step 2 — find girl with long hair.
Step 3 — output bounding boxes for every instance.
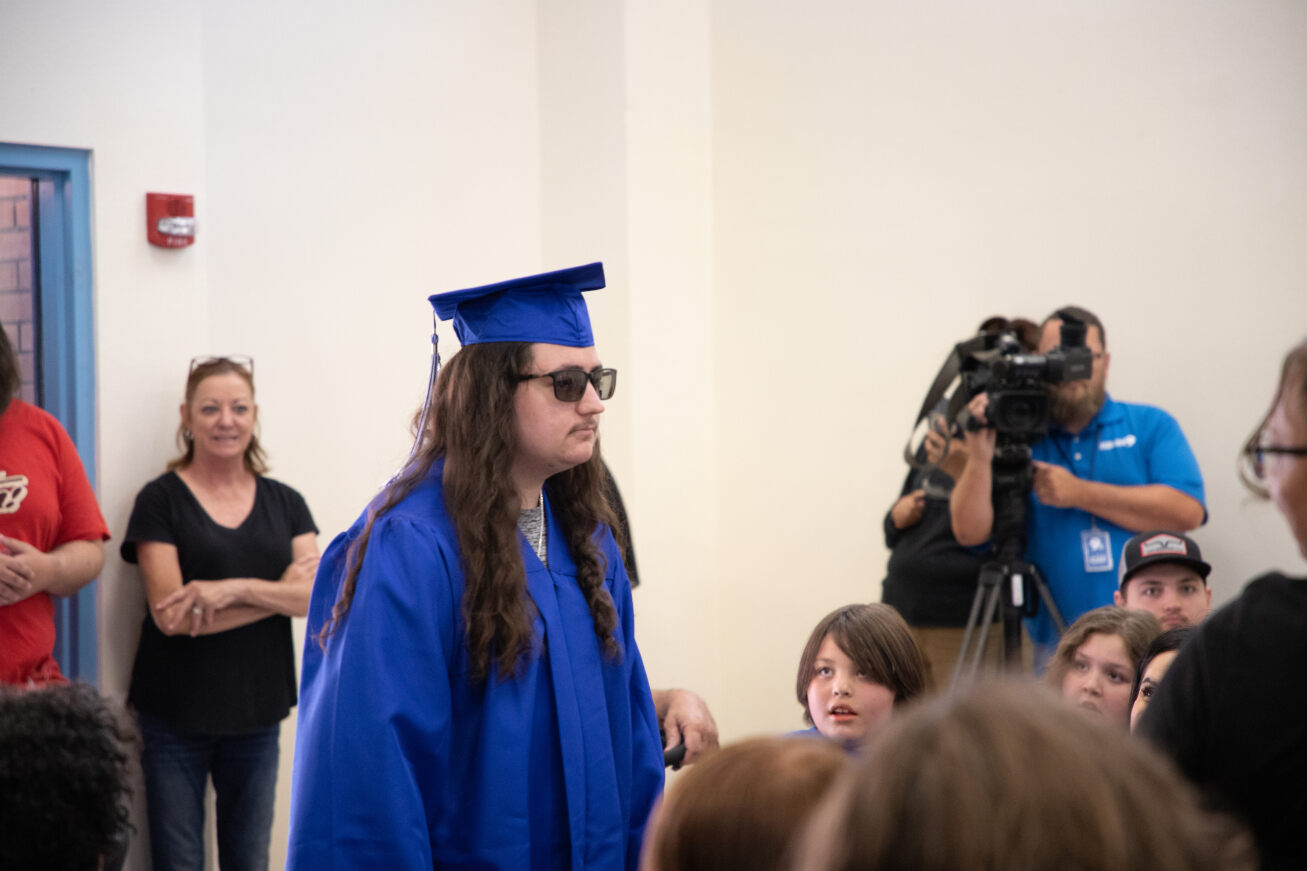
[1127,625,1193,731]
[1043,605,1160,729]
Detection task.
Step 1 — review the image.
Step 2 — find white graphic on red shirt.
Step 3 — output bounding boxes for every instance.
[0,472,29,514]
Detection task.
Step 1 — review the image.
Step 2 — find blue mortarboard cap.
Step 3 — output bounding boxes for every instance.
[429,262,605,347]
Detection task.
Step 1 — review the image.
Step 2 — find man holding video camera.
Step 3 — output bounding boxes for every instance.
[950,306,1206,669]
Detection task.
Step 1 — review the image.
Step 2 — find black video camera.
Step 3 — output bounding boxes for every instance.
[955,319,1093,442]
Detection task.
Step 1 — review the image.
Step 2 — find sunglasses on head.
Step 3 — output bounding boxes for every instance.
[189,355,254,377]
[517,367,617,402]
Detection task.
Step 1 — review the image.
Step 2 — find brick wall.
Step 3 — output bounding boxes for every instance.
[0,176,37,405]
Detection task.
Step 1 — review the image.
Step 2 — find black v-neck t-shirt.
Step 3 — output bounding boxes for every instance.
[123,471,317,735]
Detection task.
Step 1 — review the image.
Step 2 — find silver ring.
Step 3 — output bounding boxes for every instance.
[192,606,203,616]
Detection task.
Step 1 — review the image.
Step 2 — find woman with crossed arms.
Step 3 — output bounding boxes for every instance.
[122,355,318,871]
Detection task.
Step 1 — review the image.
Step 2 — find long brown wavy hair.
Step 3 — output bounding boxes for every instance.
[318,341,621,682]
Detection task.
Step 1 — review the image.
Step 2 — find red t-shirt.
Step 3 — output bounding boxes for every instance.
[0,400,110,686]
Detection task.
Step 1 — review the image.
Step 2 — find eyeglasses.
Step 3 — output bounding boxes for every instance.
[1242,443,1307,481]
[189,355,254,377]
[517,367,617,401]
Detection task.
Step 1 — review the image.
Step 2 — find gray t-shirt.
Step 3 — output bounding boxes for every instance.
[518,501,547,566]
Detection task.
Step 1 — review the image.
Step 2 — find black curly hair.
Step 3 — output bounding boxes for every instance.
[0,682,136,871]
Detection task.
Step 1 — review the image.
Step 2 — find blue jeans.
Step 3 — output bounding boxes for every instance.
[137,711,280,871]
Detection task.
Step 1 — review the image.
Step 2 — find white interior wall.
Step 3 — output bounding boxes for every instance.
[2,1,1306,869]
[709,0,1307,734]
[622,0,721,759]
[1,3,210,867]
[198,5,547,867]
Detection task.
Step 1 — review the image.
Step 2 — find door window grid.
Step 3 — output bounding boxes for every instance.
[0,144,97,682]
[0,176,40,405]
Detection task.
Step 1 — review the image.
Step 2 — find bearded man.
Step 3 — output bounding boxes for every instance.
[288,264,664,870]
[950,306,1206,669]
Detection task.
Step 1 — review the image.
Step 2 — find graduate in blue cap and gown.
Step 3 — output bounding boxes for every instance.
[286,263,664,870]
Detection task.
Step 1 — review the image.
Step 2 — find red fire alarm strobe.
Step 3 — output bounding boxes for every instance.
[146,192,196,248]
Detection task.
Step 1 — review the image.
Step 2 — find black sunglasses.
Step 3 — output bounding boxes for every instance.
[517,367,617,402]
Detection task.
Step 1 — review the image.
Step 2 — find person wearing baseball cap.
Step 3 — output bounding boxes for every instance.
[1113,530,1212,630]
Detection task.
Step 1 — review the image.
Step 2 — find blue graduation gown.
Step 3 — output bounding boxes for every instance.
[286,463,664,870]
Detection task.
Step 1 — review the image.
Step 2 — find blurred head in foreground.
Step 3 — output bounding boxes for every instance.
[793,681,1255,871]
[0,683,135,871]
[641,736,847,871]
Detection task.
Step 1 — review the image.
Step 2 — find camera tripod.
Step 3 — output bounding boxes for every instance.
[950,443,1067,686]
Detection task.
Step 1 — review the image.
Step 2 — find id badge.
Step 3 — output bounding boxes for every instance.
[1081,527,1113,573]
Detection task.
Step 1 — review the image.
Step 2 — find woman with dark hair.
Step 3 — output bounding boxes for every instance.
[121,355,318,871]
[287,264,664,870]
[1140,337,1307,870]
[1043,605,1160,729]
[1128,626,1193,731]
[0,321,109,687]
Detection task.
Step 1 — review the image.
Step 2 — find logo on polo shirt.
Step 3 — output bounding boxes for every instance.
[0,472,29,514]
[1099,434,1138,451]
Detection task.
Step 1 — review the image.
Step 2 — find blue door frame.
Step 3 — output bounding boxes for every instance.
[0,143,99,683]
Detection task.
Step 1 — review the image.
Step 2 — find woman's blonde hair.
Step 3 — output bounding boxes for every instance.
[169,357,268,475]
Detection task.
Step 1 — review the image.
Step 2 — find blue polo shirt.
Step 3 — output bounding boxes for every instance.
[1025,395,1206,646]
